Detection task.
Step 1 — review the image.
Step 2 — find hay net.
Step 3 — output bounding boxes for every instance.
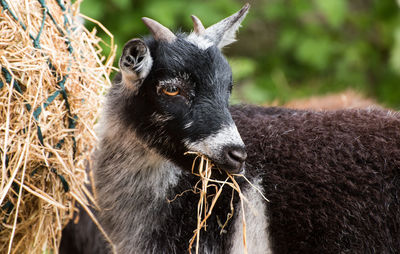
[0,0,115,253]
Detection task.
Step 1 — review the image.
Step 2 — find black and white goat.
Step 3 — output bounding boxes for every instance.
[60,4,400,254]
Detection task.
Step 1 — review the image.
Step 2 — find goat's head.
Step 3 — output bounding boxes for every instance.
[113,4,250,174]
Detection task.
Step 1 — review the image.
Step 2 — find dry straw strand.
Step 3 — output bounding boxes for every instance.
[0,0,115,252]
[185,152,254,254]
[183,152,271,254]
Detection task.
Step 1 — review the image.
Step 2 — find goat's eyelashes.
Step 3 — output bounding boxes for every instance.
[158,77,186,97]
[162,86,180,96]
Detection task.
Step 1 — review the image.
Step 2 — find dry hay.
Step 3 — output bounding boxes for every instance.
[184,153,268,254]
[0,0,115,253]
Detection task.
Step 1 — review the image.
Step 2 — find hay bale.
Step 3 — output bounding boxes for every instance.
[0,0,115,253]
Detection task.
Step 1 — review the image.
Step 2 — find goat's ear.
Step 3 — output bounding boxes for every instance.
[119,39,153,93]
[203,3,250,49]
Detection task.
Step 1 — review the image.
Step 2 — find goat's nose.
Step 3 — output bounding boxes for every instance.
[223,146,247,173]
[227,148,247,164]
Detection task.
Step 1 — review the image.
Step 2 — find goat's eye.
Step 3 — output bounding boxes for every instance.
[162,86,180,96]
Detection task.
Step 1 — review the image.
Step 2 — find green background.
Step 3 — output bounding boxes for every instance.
[80,0,400,109]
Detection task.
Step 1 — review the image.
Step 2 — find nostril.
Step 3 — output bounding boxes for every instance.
[215,146,247,173]
[227,147,247,164]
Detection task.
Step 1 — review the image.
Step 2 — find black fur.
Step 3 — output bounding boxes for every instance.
[60,205,108,254]
[232,105,400,253]
[110,36,234,171]
[61,105,400,253]
[60,10,400,253]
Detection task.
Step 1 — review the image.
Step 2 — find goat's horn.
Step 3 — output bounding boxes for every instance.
[142,17,176,43]
[191,15,205,35]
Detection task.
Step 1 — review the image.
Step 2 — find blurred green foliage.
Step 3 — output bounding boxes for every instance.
[81,0,400,108]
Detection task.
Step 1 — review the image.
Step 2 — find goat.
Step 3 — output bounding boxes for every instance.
[60,4,400,254]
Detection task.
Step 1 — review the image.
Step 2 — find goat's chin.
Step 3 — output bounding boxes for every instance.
[214,162,245,175]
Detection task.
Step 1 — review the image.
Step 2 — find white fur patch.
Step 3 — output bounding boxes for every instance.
[135,51,153,78]
[184,121,194,129]
[186,32,214,50]
[185,124,244,159]
[230,178,272,254]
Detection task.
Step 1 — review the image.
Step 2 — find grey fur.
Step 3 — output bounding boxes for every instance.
[94,118,181,253]
[185,124,245,163]
[229,178,272,254]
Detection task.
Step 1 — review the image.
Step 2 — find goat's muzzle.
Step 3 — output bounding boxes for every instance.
[216,145,247,174]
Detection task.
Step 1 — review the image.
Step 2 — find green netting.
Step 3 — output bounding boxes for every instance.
[0,0,78,188]
[0,0,114,251]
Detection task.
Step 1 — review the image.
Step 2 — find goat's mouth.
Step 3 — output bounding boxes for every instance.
[213,160,246,174]
[186,145,247,174]
[184,124,247,174]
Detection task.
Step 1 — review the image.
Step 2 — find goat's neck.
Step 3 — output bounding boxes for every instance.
[94,122,182,253]
[96,124,182,197]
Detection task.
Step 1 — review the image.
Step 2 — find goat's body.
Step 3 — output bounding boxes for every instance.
[233,105,400,253]
[92,103,271,253]
[61,7,400,252]
[66,105,400,254]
